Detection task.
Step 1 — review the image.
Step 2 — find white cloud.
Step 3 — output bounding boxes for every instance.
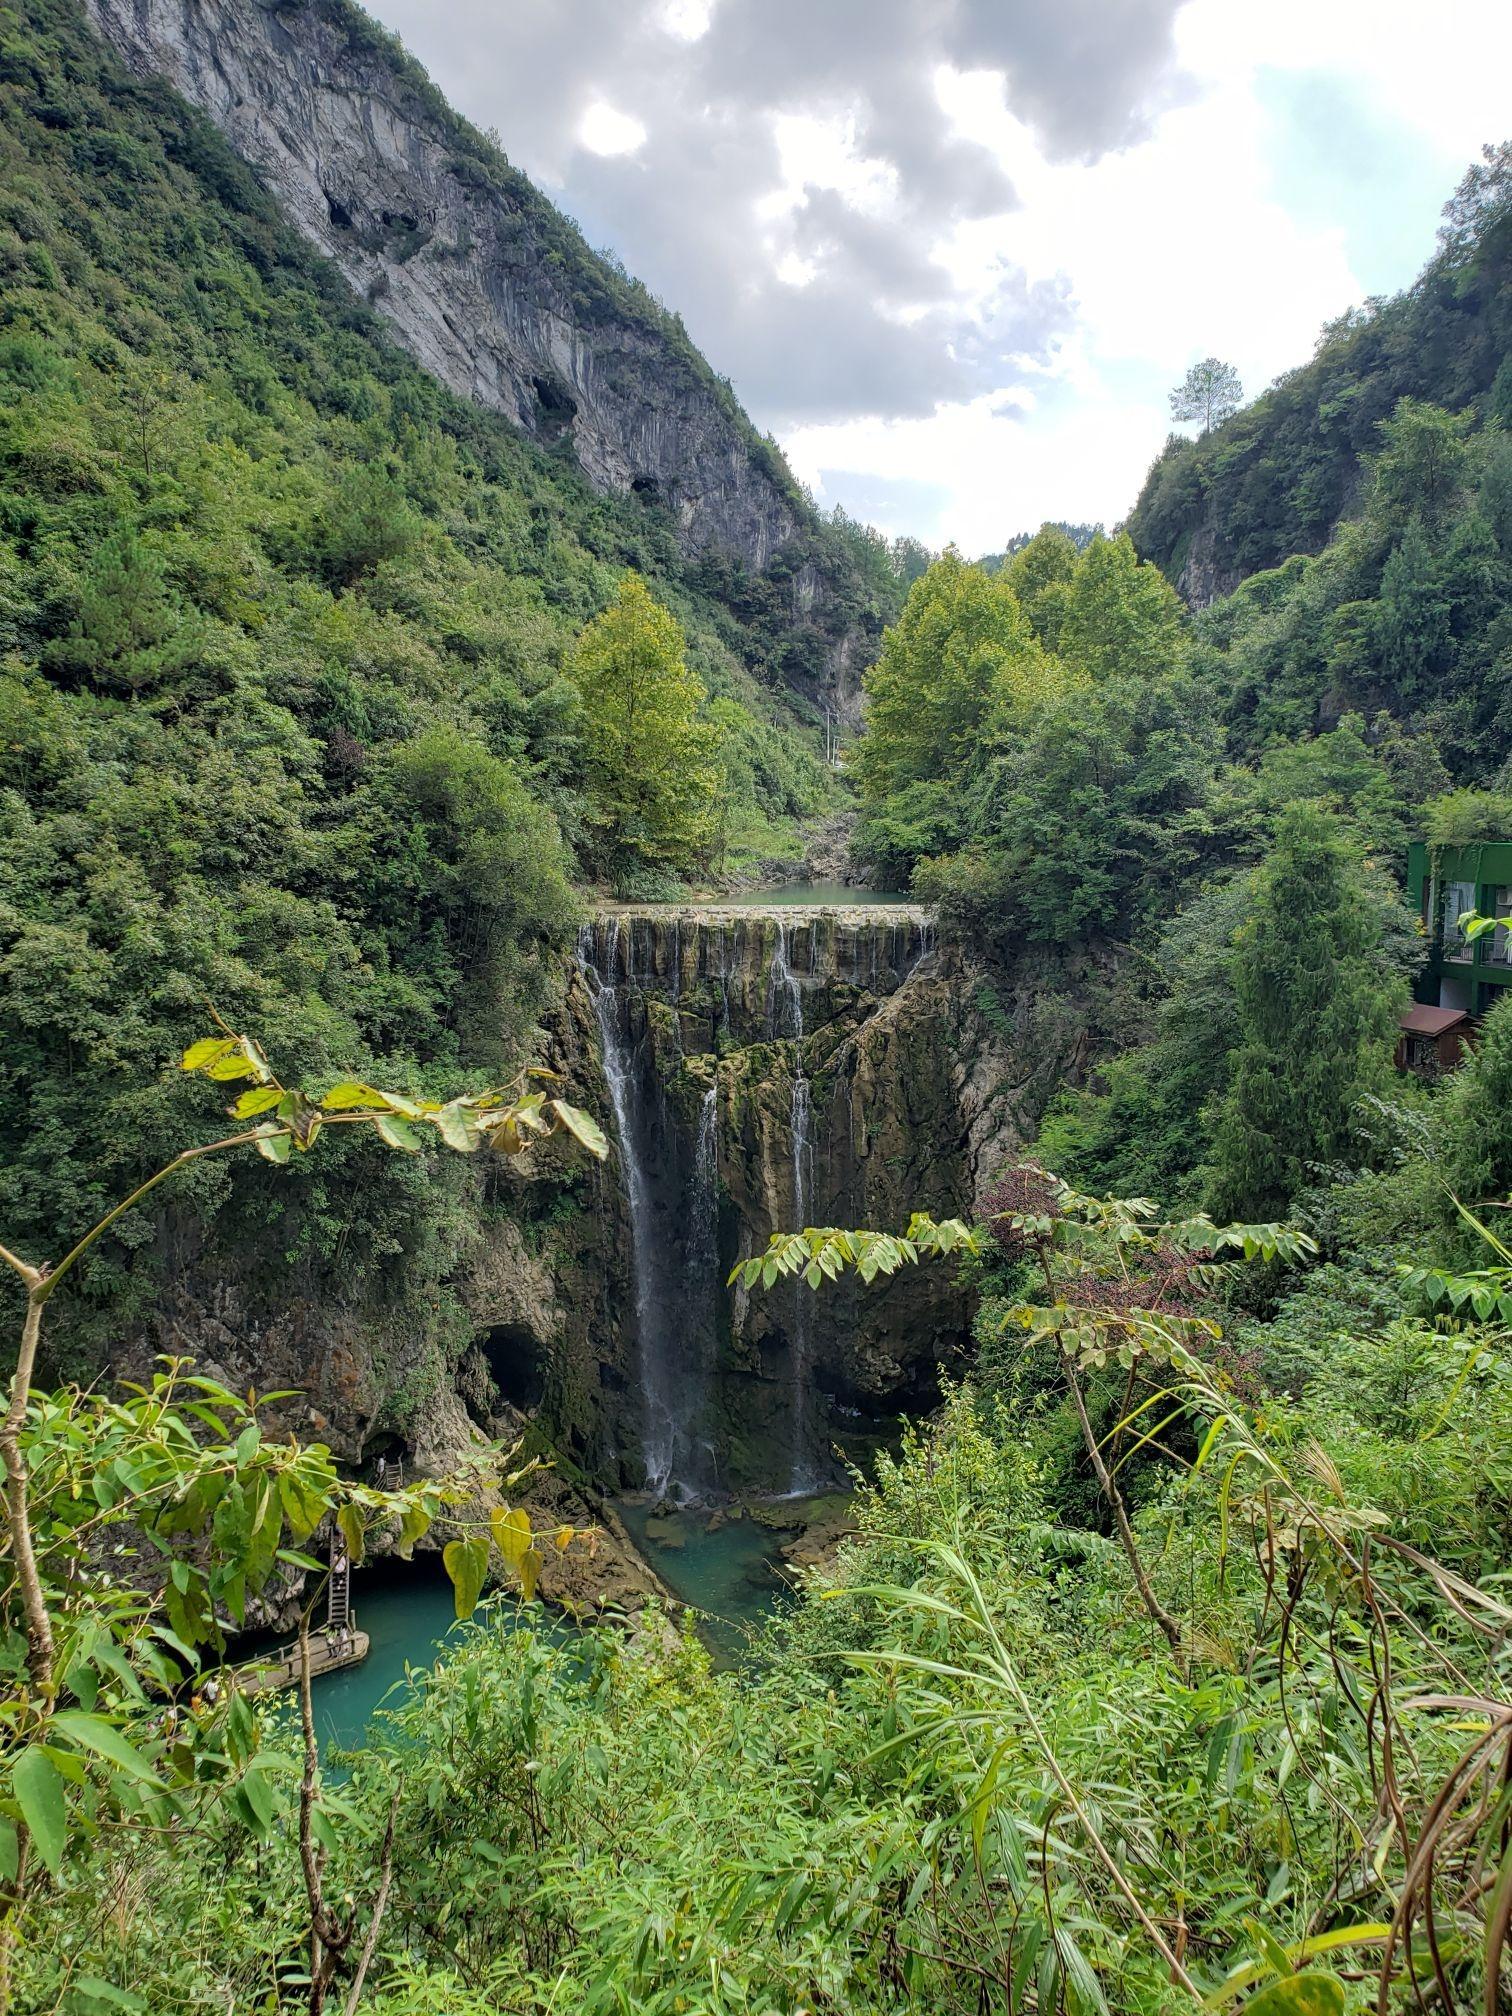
[780,0,1508,549]
[577,102,648,157]
[788,390,1168,554]
[369,0,1508,547]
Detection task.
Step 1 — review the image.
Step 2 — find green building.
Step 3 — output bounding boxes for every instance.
[1406,840,1512,1016]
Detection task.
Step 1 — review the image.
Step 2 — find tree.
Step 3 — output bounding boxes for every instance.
[855,549,1049,803]
[1056,532,1186,683]
[1168,356,1243,434]
[1205,807,1405,1221]
[316,464,422,587]
[572,572,718,878]
[1438,990,1512,1239]
[384,726,578,1063]
[47,529,203,694]
[1369,397,1471,534]
[1005,524,1079,650]
[0,1027,606,2011]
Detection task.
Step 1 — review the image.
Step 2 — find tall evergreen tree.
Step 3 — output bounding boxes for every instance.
[1205,807,1405,1221]
[1168,356,1243,434]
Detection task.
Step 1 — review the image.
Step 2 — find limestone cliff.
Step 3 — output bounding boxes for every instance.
[567,907,1045,1494]
[116,907,1083,1515]
[83,0,806,579]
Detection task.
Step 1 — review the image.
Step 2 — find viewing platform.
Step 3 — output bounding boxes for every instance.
[235,1626,370,1694]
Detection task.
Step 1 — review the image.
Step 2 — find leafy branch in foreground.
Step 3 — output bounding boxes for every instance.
[775,1174,1510,2010]
[0,1025,608,2015]
[738,1171,1315,1674]
[728,1214,980,1295]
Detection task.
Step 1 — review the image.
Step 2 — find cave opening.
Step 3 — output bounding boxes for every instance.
[531,374,578,428]
[477,1324,545,1413]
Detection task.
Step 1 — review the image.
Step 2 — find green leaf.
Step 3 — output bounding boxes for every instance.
[319,1081,387,1111]
[1244,1975,1345,2016]
[431,1103,478,1153]
[490,1505,532,1571]
[254,1129,291,1165]
[549,1099,610,1159]
[375,1114,423,1153]
[51,1712,162,1787]
[206,1053,259,1082]
[66,1978,147,2013]
[235,1764,277,1836]
[443,1534,490,1619]
[395,1501,431,1560]
[180,1037,235,1072]
[13,1746,66,1876]
[231,1086,282,1117]
[336,1502,366,1566]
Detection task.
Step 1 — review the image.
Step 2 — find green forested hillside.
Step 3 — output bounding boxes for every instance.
[1128,142,1512,590]
[852,147,1512,1224]
[0,0,902,1342]
[4,15,1512,2013]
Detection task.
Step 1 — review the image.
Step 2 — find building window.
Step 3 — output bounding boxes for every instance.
[1443,880,1476,961]
[1491,886,1512,968]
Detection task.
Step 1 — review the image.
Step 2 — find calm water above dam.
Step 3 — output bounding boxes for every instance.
[688,882,910,906]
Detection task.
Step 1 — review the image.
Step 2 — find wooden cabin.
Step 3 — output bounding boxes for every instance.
[1395,1002,1474,1076]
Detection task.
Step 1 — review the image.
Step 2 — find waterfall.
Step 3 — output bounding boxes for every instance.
[573,901,947,1502]
[762,920,822,1491]
[578,921,699,1499]
[686,1086,721,1489]
[787,1066,820,1493]
[766,920,803,1040]
[576,920,727,1500]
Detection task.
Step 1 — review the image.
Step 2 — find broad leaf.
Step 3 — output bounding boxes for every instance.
[431,1103,478,1153]
[51,1712,162,1787]
[13,1747,66,1876]
[1244,1975,1345,2016]
[375,1114,423,1153]
[549,1099,610,1159]
[181,1037,236,1072]
[444,1534,490,1619]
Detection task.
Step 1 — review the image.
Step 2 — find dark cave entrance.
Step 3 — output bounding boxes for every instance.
[477,1324,546,1414]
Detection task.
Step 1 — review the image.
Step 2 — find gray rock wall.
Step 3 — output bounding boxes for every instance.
[84,0,801,574]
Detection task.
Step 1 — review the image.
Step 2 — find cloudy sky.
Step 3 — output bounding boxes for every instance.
[370,0,1510,555]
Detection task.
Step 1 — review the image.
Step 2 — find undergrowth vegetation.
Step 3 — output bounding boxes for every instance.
[16,1174,1512,2014]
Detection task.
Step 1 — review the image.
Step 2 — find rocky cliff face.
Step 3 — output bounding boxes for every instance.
[113,908,1083,1522]
[83,0,801,575]
[566,906,1035,1496]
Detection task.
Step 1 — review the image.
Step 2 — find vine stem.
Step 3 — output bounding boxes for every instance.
[1035,1245,1188,1676]
[0,1128,267,2016]
[1063,1358,1189,1676]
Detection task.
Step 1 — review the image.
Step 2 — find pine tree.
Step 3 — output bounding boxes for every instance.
[1205,807,1405,1221]
[573,571,718,877]
[1168,357,1243,434]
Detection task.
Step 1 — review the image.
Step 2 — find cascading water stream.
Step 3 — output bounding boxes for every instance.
[577,902,941,1503]
[765,921,822,1491]
[686,1086,721,1489]
[577,920,688,1499]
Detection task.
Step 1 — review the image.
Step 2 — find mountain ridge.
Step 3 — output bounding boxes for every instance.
[82,0,880,707]
[1127,144,1512,603]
